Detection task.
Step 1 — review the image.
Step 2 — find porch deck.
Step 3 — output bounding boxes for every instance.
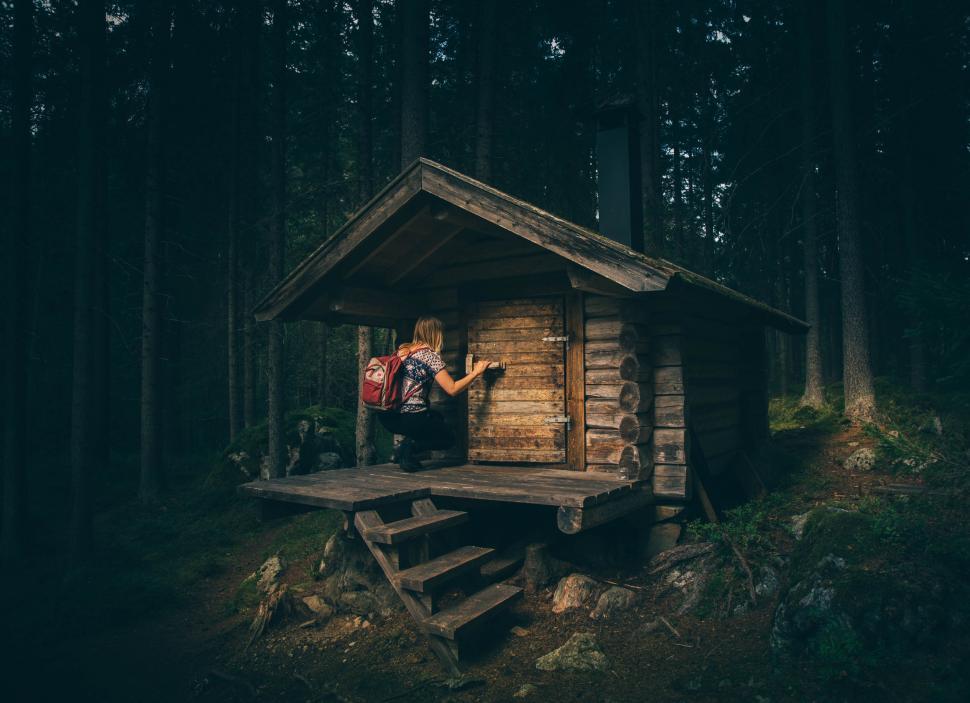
[239,463,654,534]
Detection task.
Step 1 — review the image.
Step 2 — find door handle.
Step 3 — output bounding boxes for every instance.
[465,353,506,375]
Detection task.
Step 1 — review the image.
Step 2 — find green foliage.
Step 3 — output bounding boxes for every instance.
[769,390,845,434]
[216,405,356,483]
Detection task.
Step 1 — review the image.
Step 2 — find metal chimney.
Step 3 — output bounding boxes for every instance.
[595,96,643,253]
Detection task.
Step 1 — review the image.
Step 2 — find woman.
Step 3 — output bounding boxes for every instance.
[379,315,491,472]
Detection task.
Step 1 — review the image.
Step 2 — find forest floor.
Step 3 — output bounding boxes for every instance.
[4,382,969,703]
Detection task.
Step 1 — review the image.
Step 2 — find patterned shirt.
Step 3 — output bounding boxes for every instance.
[399,348,446,413]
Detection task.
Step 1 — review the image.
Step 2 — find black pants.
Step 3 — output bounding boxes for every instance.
[378,409,455,453]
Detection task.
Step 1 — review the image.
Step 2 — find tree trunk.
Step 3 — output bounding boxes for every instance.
[266,0,288,479]
[140,0,171,502]
[356,327,376,466]
[894,0,927,392]
[318,322,330,408]
[672,144,684,261]
[631,0,664,256]
[399,0,429,168]
[474,0,496,181]
[2,0,33,562]
[799,0,825,409]
[826,0,876,420]
[243,278,256,428]
[71,0,107,560]
[355,0,374,202]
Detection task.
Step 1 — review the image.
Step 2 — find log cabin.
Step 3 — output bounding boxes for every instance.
[239,100,807,671]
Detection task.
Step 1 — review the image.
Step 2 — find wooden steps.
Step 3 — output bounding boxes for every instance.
[397,545,494,593]
[361,510,468,545]
[423,583,523,640]
[353,497,523,674]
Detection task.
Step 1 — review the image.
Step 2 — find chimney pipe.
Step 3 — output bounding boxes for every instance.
[595,96,643,253]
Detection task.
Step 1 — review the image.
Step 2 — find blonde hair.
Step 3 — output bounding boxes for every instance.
[399,315,444,355]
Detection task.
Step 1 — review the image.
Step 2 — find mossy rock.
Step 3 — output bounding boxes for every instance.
[772,507,956,678]
[212,406,355,485]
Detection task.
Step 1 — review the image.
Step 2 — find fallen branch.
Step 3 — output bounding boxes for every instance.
[659,615,680,638]
[722,532,757,606]
[588,575,647,592]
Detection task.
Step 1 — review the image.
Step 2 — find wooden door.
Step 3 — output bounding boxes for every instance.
[466,297,567,464]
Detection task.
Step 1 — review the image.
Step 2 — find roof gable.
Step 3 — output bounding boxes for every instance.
[254,158,807,333]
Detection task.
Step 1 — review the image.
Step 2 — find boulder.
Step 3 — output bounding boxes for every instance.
[301,595,334,619]
[755,566,780,599]
[843,447,876,472]
[535,632,608,672]
[551,574,598,613]
[590,586,636,619]
[771,508,952,672]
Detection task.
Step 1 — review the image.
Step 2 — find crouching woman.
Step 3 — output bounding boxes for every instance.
[379,315,490,471]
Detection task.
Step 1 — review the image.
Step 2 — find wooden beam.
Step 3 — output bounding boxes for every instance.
[387,223,465,286]
[254,166,424,321]
[556,488,654,534]
[567,265,636,298]
[328,286,426,321]
[341,205,431,280]
[565,291,586,471]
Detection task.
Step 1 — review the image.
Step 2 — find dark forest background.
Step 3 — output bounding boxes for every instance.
[1,0,968,563]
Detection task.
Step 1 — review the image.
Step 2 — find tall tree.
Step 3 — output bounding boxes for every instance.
[799,0,825,409]
[473,0,496,181]
[266,0,288,478]
[355,327,376,466]
[631,0,664,256]
[893,0,927,392]
[355,0,378,467]
[399,0,429,168]
[70,0,107,559]
[2,0,33,562]
[140,0,171,502]
[355,0,374,201]
[826,0,876,419]
[227,1,260,441]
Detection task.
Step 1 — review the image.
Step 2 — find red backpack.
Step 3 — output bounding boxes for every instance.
[361,350,416,411]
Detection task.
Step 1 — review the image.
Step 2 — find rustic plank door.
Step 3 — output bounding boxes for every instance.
[466,297,567,464]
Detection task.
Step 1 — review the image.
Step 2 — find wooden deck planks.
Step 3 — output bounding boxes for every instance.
[238,463,639,511]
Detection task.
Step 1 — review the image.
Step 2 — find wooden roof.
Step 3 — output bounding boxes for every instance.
[254,158,808,333]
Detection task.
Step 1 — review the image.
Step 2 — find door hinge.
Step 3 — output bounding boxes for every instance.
[544,415,571,430]
[542,335,570,349]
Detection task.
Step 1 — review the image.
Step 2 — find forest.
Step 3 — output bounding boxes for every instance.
[1,0,969,701]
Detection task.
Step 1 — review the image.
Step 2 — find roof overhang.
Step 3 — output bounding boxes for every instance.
[254,158,808,334]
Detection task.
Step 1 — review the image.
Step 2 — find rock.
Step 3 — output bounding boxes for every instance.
[644,523,683,559]
[317,452,342,470]
[551,574,598,613]
[755,566,780,599]
[514,684,539,698]
[339,590,382,616]
[535,632,608,672]
[590,586,636,619]
[301,595,333,619]
[790,512,811,540]
[643,619,660,633]
[843,447,876,472]
[511,626,530,637]
[772,508,952,667]
[255,555,286,594]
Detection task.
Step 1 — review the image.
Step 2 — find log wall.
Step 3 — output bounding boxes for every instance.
[582,295,653,480]
[650,317,690,499]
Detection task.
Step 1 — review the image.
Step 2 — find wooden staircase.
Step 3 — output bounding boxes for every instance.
[354,497,523,675]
